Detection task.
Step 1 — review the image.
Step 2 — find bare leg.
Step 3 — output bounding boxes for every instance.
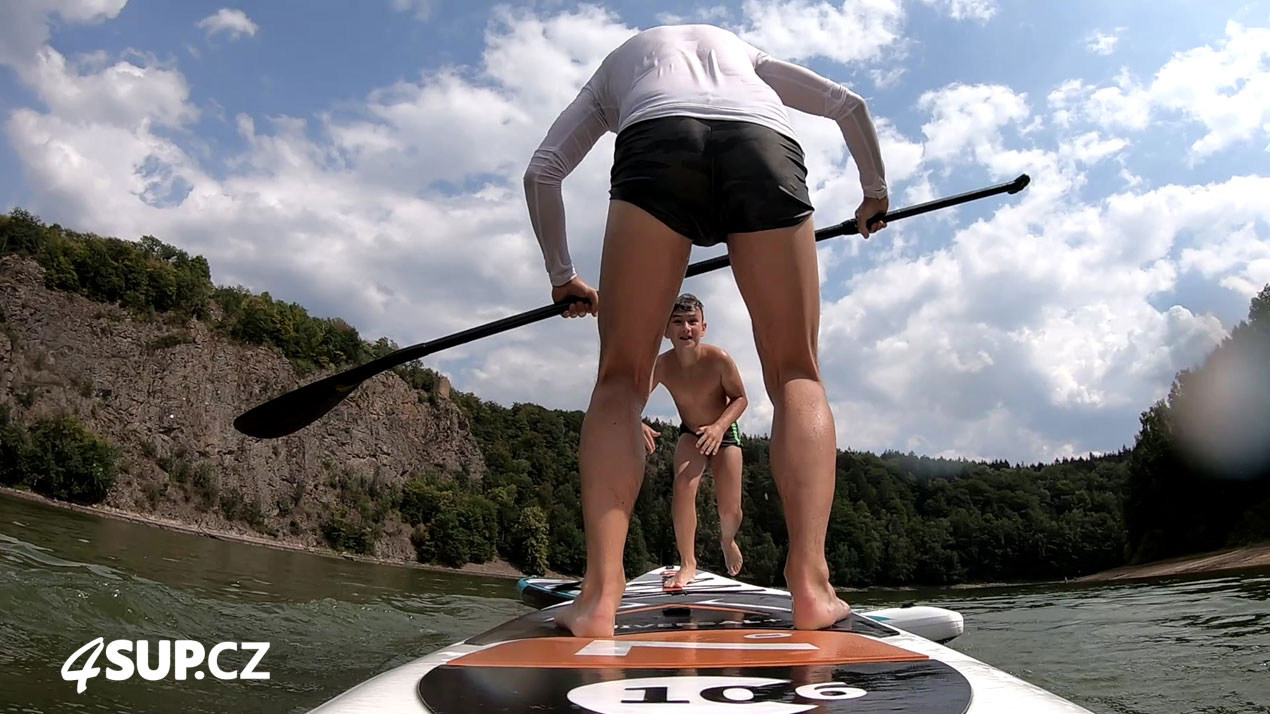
[553,200,692,638]
[726,217,851,630]
[710,445,744,576]
[668,435,707,589]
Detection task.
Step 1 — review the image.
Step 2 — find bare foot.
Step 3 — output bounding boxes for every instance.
[552,580,624,637]
[553,599,616,637]
[665,563,696,590]
[787,565,851,630]
[722,539,743,576]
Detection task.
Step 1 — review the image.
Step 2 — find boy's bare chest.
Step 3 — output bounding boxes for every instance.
[662,364,722,399]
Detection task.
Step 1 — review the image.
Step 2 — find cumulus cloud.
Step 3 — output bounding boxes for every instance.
[869,66,907,89]
[918,0,997,22]
[26,47,196,129]
[3,5,645,416]
[3,4,1267,464]
[1085,29,1122,55]
[0,0,127,75]
[735,0,905,64]
[1050,22,1270,158]
[196,8,258,40]
[389,0,436,23]
[656,6,733,25]
[814,170,1262,461]
[917,83,1030,164]
[1059,131,1128,166]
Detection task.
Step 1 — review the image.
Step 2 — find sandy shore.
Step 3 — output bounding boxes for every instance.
[1077,542,1270,582]
[0,486,554,581]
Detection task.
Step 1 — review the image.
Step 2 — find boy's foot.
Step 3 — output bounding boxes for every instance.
[722,539,744,576]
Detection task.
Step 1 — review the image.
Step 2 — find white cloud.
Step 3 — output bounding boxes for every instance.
[1052,22,1270,158]
[656,6,732,25]
[813,169,1265,460]
[1118,165,1144,190]
[1085,29,1121,55]
[196,8,258,41]
[734,0,905,64]
[389,0,436,23]
[1151,21,1270,157]
[4,4,1268,465]
[1177,203,1270,300]
[1060,131,1129,166]
[917,83,1030,164]
[1046,73,1152,131]
[869,66,907,89]
[3,5,644,417]
[918,0,997,22]
[27,47,196,129]
[0,0,127,73]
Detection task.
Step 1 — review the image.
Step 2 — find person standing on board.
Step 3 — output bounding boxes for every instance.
[522,23,889,637]
[643,293,748,588]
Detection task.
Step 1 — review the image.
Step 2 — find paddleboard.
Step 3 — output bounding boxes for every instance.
[309,566,1093,713]
[518,567,965,644]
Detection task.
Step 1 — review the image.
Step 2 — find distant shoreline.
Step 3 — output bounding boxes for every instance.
[6,486,1266,590]
[1075,542,1270,582]
[0,486,543,581]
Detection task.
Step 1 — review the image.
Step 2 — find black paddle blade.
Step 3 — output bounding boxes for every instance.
[232,371,366,439]
[232,298,585,439]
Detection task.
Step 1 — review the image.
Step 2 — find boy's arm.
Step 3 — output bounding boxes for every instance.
[641,357,664,454]
[694,350,749,456]
[712,351,749,428]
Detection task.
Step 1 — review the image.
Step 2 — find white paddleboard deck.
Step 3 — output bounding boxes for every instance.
[518,566,966,644]
[310,567,1092,714]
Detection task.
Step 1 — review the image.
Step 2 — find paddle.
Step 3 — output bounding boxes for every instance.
[233,173,1030,438]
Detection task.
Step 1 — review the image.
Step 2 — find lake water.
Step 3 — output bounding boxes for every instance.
[1,493,1266,713]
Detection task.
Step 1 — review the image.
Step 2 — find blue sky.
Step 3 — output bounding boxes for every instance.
[2,0,1268,463]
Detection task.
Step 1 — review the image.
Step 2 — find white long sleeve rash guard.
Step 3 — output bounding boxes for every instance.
[523,24,888,287]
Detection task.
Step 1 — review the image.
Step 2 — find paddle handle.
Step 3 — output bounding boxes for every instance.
[686,173,1030,277]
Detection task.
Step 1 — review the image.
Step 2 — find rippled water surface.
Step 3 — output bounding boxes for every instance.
[1,494,1266,713]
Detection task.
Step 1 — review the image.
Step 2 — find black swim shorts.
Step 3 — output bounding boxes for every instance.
[678,422,743,449]
[609,116,815,247]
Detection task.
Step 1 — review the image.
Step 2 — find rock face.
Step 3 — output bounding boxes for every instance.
[0,254,486,562]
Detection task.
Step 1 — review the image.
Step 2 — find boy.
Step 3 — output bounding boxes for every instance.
[643,293,748,588]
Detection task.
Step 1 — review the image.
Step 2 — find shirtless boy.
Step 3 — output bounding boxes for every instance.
[643,293,748,589]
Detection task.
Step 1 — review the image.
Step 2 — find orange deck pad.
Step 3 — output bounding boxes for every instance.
[448,629,929,669]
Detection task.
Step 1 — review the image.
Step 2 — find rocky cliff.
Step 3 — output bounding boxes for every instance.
[0,253,487,564]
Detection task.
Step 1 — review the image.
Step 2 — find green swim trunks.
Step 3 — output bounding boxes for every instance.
[678,422,743,448]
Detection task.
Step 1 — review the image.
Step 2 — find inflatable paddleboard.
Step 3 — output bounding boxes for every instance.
[518,567,965,644]
[309,566,1092,713]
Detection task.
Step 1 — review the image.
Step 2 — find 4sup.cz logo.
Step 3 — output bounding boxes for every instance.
[61,638,270,693]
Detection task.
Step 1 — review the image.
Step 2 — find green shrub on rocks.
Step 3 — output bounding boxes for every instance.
[0,407,117,505]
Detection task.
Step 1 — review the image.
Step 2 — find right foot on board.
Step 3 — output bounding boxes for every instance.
[551,578,625,637]
[786,565,851,630]
[665,563,696,590]
[553,599,617,637]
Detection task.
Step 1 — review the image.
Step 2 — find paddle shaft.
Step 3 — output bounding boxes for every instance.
[233,173,1029,437]
[348,173,1031,378]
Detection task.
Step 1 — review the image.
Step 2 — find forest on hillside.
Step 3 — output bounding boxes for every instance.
[2,207,1268,586]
